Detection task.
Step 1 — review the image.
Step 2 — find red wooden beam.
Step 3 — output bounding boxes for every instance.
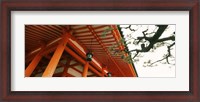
[101,40,116,43]
[92,25,109,29]
[33,25,60,38]
[42,32,71,77]
[76,37,96,40]
[25,45,45,77]
[26,37,62,60]
[26,26,105,77]
[111,25,137,77]
[72,26,88,31]
[111,25,124,51]
[25,52,38,65]
[65,72,75,77]
[74,34,93,38]
[44,54,66,69]
[87,25,126,76]
[73,25,107,31]
[99,36,114,41]
[68,37,103,72]
[70,67,82,74]
[82,61,89,77]
[64,46,102,77]
[74,28,112,35]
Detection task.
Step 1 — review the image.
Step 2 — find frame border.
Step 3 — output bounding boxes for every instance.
[1,0,199,102]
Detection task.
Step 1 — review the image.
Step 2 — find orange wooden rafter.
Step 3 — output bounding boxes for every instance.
[26,37,62,60]
[64,46,102,77]
[70,67,83,74]
[44,54,69,69]
[33,26,60,38]
[101,40,116,44]
[73,26,88,31]
[25,45,45,77]
[87,25,126,76]
[90,25,108,29]
[42,32,71,77]
[25,52,38,64]
[73,25,107,31]
[111,25,137,77]
[65,60,85,75]
[111,25,124,50]
[74,34,93,38]
[127,63,137,77]
[27,40,102,77]
[26,44,57,64]
[68,36,103,72]
[99,36,115,41]
[26,26,105,77]
[26,26,56,39]
[74,28,112,35]
[42,25,62,36]
[75,33,113,38]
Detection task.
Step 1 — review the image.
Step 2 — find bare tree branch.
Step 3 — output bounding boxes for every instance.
[149,42,175,66]
[157,36,175,42]
[129,25,168,53]
[109,25,175,67]
[121,25,137,32]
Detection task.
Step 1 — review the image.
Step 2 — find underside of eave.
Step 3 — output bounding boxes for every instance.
[25,25,138,77]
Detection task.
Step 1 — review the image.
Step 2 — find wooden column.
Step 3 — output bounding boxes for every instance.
[25,46,45,77]
[42,32,71,77]
[82,61,89,77]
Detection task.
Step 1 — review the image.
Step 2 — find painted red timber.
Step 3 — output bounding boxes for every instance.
[42,32,71,77]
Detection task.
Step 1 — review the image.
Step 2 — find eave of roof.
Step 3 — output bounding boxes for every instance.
[25,25,137,77]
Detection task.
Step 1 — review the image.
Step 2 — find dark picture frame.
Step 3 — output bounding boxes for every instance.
[1,0,199,102]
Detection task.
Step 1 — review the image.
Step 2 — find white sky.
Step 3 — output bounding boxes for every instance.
[121,25,175,77]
